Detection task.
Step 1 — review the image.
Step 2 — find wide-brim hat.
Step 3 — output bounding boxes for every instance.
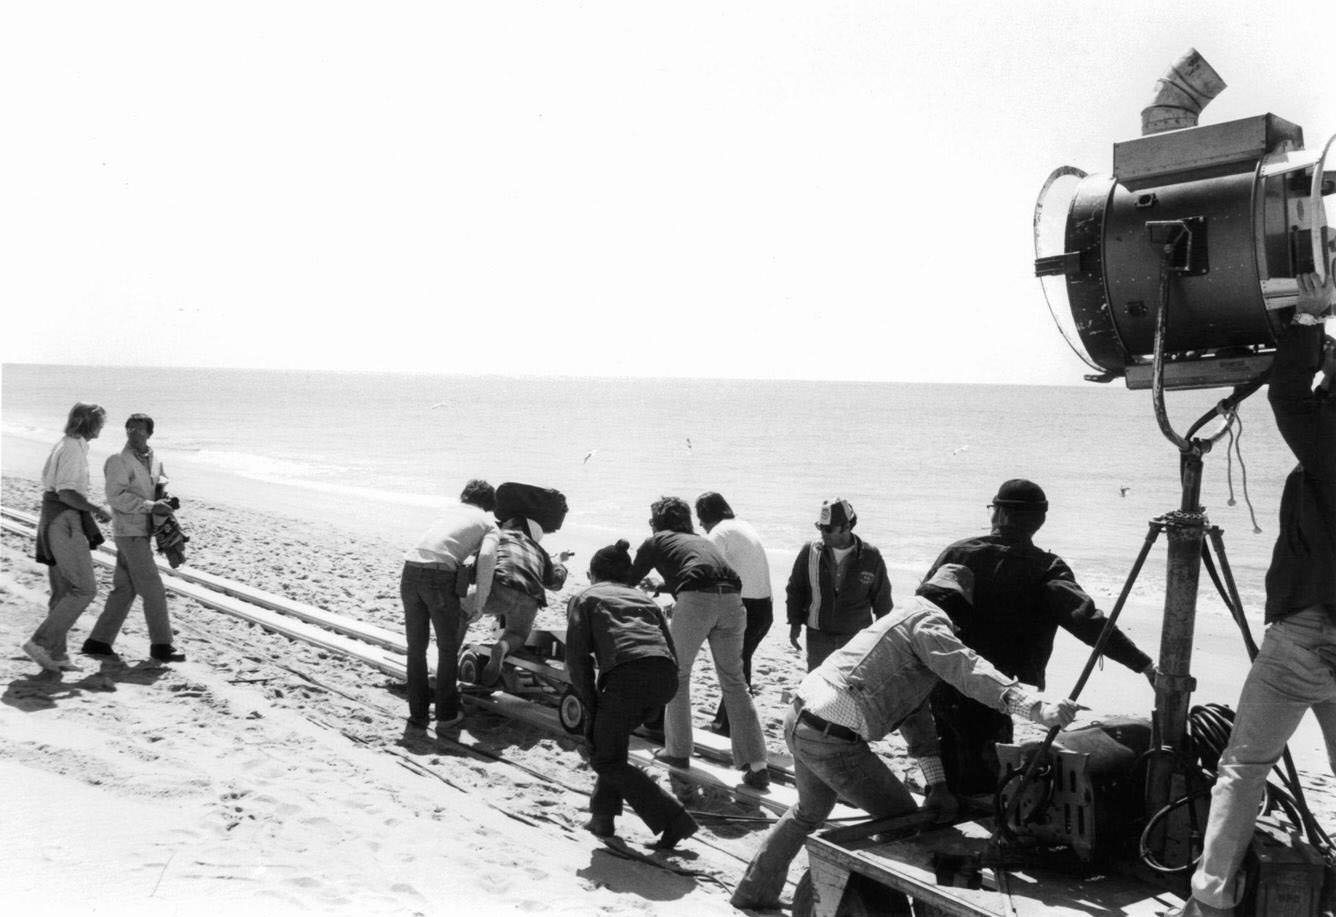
[922,563,974,604]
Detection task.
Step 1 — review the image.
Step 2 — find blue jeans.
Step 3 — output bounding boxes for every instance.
[731,704,919,908]
[400,563,463,723]
[1190,606,1336,909]
[664,590,767,766]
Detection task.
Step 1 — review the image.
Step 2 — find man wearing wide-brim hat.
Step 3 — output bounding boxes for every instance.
[924,478,1158,796]
[731,564,1080,911]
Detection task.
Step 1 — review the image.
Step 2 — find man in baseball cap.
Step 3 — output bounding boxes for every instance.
[922,478,1157,795]
[785,497,894,670]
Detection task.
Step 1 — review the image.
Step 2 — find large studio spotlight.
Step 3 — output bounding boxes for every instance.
[1035,49,1334,391]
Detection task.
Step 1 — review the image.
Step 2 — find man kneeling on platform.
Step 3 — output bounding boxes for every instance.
[565,539,698,850]
[730,564,1079,911]
[476,515,572,684]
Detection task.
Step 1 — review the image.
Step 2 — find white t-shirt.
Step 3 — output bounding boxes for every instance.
[705,517,772,600]
[41,435,90,497]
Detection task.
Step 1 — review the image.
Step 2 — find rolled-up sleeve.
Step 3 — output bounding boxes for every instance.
[49,440,90,496]
[913,612,1017,711]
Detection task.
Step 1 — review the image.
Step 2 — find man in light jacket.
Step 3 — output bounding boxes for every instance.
[731,564,1079,911]
[82,413,183,663]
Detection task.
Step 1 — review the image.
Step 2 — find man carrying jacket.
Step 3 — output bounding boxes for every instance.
[924,478,1157,794]
[786,498,893,670]
[1172,269,1336,917]
[731,564,1079,911]
[81,413,183,663]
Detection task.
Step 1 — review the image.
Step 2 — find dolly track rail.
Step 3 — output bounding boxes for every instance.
[0,506,854,818]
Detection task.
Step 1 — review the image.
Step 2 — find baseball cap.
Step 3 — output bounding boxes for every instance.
[817,498,857,529]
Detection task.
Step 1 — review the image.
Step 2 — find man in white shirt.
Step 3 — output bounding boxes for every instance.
[400,479,499,733]
[696,492,773,737]
[82,413,183,663]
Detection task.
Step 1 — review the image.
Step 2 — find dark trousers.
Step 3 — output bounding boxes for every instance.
[713,597,774,728]
[400,563,463,722]
[804,626,855,672]
[590,656,684,831]
[929,682,1014,795]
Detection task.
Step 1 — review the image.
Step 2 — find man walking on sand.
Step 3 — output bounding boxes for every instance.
[1170,268,1336,917]
[924,478,1157,795]
[81,413,184,663]
[696,492,772,737]
[785,498,893,670]
[400,479,498,734]
[731,565,1080,911]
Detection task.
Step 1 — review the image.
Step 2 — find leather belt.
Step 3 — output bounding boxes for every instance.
[680,583,740,594]
[404,560,456,572]
[798,709,861,743]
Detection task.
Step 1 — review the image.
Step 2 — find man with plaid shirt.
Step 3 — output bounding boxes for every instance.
[478,515,572,683]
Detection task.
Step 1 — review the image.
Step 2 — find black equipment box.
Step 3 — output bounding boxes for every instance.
[494,482,568,533]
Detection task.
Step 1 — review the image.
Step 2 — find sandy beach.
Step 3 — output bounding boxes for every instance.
[3,467,1334,915]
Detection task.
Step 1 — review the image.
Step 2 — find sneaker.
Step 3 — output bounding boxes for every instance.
[22,641,60,673]
[434,711,465,734]
[80,639,118,657]
[742,767,770,791]
[150,644,186,663]
[52,655,82,673]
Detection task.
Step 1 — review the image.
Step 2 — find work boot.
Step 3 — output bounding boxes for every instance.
[584,815,616,838]
[742,766,770,791]
[651,811,698,850]
[80,639,118,657]
[150,644,186,663]
[481,642,508,685]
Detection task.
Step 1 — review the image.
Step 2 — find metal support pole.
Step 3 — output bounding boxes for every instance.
[1145,450,1207,865]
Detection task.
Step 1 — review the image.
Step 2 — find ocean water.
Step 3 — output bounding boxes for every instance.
[0,363,1298,614]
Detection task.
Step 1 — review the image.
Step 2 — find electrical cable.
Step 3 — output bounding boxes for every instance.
[1223,412,1263,534]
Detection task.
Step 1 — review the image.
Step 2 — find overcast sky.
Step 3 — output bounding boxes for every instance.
[3,1,1333,384]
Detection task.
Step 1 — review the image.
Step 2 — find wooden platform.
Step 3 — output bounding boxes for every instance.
[805,818,1185,916]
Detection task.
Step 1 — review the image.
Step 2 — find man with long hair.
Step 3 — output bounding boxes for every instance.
[24,402,112,673]
[627,496,770,791]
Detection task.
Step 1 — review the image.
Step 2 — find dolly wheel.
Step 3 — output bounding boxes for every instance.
[558,688,587,734]
[458,652,481,685]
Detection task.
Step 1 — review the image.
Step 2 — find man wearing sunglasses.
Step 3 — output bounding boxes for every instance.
[785,498,893,670]
[923,478,1157,796]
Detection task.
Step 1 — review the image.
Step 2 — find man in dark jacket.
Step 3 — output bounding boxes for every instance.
[1174,269,1336,917]
[786,498,893,670]
[925,478,1157,794]
[566,539,697,850]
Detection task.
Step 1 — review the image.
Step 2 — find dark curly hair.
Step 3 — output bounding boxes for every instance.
[649,496,694,534]
[694,492,735,527]
[459,479,496,511]
[125,413,155,436]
